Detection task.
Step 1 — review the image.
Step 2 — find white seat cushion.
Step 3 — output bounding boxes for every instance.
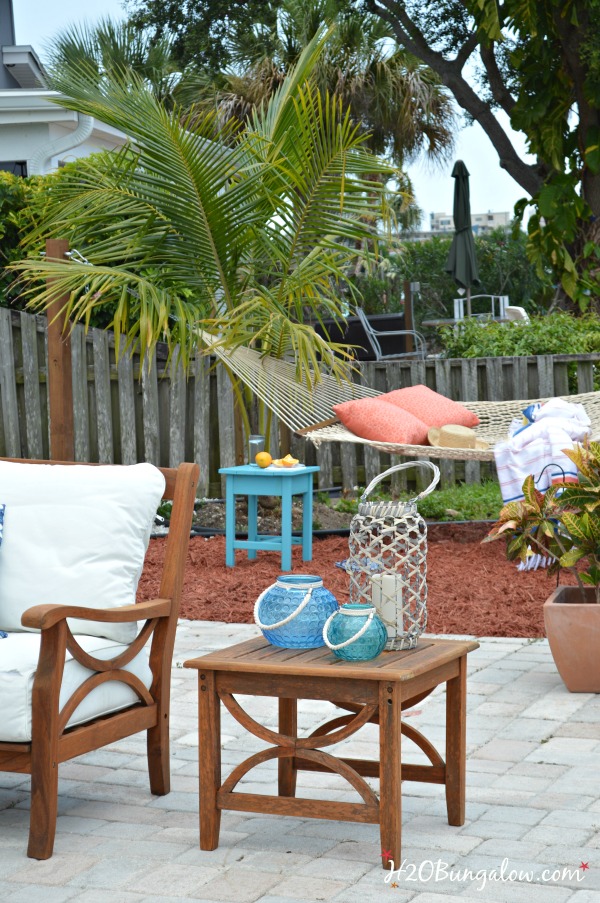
[0,462,165,644]
[0,632,153,743]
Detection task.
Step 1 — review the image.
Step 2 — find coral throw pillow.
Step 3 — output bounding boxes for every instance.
[383,385,480,429]
[333,397,429,444]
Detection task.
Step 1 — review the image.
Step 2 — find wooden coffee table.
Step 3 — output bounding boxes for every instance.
[185,635,479,869]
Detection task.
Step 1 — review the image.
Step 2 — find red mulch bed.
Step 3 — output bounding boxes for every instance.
[138,522,575,638]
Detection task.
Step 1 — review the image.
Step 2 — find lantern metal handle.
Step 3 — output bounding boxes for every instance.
[360,461,440,505]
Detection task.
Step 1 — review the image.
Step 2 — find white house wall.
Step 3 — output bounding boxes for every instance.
[47,121,126,170]
[0,90,127,175]
[0,119,50,160]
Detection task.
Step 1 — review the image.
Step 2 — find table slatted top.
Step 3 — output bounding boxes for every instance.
[184,636,479,682]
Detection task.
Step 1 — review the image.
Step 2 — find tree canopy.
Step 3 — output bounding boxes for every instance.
[126,0,600,305]
[207,0,455,168]
[369,0,600,306]
[13,30,396,405]
[125,0,280,75]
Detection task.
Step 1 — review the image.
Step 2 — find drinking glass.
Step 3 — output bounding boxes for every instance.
[248,434,265,464]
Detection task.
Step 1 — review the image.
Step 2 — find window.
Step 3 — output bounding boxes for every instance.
[0,161,27,177]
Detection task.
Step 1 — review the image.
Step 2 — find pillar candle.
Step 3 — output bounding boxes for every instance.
[370,573,402,641]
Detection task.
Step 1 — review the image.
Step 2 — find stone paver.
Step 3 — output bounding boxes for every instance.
[0,622,597,903]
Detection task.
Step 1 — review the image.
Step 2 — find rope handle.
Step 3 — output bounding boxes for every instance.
[360,461,440,505]
[254,580,320,631]
[322,608,375,650]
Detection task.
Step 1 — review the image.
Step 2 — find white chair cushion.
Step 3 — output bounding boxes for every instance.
[0,462,165,644]
[0,632,152,743]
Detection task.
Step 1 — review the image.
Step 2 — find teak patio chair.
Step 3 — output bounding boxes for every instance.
[0,458,199,859]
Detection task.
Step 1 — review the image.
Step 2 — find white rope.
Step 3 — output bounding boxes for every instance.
[253,578,323,631]
[322,607,375,650]
[198,330,379,432]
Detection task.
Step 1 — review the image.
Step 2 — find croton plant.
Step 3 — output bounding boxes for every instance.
[484,442,600,602]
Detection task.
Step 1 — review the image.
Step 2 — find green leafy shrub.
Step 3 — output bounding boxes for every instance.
[334,480,502,521]
[0,172,41,305]
[353,228,551,319]
[485,444,600,601]
[439,311,600,359]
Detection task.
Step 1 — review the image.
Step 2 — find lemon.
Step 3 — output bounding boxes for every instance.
[255,451,273,468]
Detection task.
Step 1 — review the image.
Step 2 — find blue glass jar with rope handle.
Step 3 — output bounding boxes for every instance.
[323,603,387,661]
[254,575,339,648]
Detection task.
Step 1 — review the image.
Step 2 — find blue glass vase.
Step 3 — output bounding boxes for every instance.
[254,575,339,648]
[323,603,387,661]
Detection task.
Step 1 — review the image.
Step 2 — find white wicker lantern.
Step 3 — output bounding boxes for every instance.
[345,462,440,650]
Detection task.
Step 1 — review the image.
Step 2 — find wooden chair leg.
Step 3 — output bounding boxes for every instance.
[28,752,59,859]
[147,718,170,796]
[28,622,66,859]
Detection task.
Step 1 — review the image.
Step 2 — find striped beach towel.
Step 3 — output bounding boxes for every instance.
[494,401,591,504]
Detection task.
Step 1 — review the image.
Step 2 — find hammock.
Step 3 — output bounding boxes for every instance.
[308,391,600,461]
[199,333,600,461]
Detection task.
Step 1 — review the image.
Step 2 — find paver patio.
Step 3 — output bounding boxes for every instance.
[0,620,597,902]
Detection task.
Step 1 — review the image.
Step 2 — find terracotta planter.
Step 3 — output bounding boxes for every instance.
[544,586,600,693]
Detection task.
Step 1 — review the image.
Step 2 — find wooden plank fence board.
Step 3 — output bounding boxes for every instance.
[460,359,480,485]
[193,352,211,497]
[511,355,529,399]
[0,307,21,456]
[92,329,113,463]
[577,359,595,393]
[141,350,160,465]
[385,362,407,495]
[168,350,186,467]
[20,311,43,459]
[117,348,137,465]
[216,362,236,494]
[70,324,90,462]
[553,362,570,396]
[339,441,358,495]
[360,362,381,486]
[409,360,430,492]
[268,415,280,460]
[315,442,333,489]
[434,358,455,489]
[485,357,504,401]
[537,355,555,397]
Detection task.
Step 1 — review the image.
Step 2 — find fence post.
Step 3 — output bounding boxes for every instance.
[403,280,415,354]
[45,238,74,461]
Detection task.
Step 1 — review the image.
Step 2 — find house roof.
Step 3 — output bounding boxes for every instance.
[1,44,47,88]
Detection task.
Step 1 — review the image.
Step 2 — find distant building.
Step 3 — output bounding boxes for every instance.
[0,0,126,177]
[430,210,511,235]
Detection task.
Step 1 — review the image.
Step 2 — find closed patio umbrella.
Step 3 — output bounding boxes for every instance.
[444,160,480,317]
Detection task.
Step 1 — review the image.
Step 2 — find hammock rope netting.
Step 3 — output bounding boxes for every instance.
[203,332,600,461]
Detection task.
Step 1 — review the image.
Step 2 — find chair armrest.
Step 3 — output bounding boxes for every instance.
[21,598,171,630]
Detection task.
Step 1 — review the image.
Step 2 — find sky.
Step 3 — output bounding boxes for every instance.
[14,0,534,228]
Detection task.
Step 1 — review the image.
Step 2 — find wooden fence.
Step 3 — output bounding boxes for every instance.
[1,308,599,496]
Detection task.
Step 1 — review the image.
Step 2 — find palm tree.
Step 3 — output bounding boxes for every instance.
[211,0,455,167]
[12,30,396,437]
[46,17,203,109]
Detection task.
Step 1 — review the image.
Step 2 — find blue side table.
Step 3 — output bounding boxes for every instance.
[219,464,320,570]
